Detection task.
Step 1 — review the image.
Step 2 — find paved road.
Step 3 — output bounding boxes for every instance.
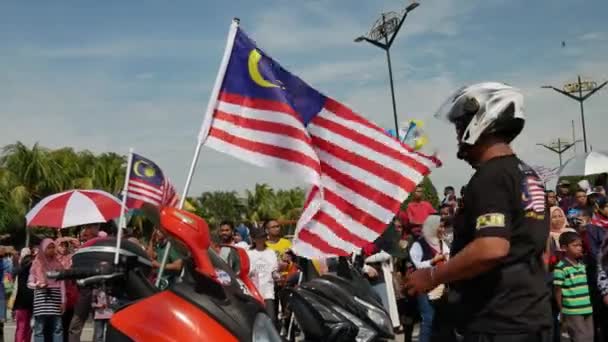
[3,321,94,342]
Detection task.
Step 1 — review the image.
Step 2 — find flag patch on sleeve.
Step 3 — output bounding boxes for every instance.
[476,213,505,230]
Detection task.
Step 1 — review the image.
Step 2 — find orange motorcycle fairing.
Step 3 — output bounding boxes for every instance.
[110,291,238,342]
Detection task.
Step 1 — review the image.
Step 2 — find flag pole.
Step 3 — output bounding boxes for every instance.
[156,18,240,287]
[114,148,134,265]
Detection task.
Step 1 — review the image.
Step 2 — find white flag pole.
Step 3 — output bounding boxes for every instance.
[156,18,240,287]
[114,148,134,265]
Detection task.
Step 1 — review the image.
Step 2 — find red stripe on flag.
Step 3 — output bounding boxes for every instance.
[324,98,439,159]
[312,115,430,176]
[324,189,387,234]
[214,110,311,144]
[303,186,320,209]
[320,161,401,211]
[296,229,349,256]
[219,92,300,119]
[312,135,417,193]
[208,127,321,175]
[314,210,369,247]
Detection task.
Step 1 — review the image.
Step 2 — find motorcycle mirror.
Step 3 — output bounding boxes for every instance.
[218,244,265,305]
[160,207,216,280]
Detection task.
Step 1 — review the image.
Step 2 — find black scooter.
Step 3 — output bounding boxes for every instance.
[286,258,394,342]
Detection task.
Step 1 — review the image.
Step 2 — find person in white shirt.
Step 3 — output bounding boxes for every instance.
[247,228,279,323]
[409,215,450,342]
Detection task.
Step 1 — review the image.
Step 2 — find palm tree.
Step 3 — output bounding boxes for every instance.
[196,191,245,228]
[1,142,65,203]
[92,153,126,195]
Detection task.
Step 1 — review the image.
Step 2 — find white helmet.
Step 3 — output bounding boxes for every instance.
[435,82,525,158]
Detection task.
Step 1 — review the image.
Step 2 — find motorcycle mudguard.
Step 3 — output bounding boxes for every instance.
[110,291,238,342]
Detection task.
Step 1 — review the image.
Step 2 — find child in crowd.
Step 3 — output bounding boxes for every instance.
[554,231,594,342]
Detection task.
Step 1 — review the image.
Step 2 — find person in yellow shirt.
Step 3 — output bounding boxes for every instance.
[265,220,292,257]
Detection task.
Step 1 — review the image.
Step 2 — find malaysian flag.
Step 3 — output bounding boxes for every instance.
[199,23,440,258]
[523,176,546,213]
[125,153,179,209]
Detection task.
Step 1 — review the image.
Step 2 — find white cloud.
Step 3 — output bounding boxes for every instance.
[580,31,607,41]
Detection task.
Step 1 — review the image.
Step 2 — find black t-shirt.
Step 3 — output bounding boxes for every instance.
[451,155,552,334]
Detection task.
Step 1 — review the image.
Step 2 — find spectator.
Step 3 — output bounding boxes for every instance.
[265,220,291,257]
[554,231,594,342]
[234,224,251,249]
[0,247,7,341]
[247,228,279,323]
[546,190,558,208]
[584,196,608,341]
[29,238,65,342]
[409,215,449,342]
[595,173,608,192]
[439,204,455,247]
[587,196,608,258]
[597,238,608,342]
[401,186,437,238]
[217,221,240,272]
[55,238,79,342]
[147,229,183,290]
[440,186,455,206]
[91,289,114,342]
[572,189,590,212]
[12,248,34,342]
[558,179,574,212]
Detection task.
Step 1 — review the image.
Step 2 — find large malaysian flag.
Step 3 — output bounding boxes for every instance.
[198,23,440,258]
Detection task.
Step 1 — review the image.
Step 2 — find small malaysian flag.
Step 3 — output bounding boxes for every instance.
[523,176,546,213]
[126,153,179,209]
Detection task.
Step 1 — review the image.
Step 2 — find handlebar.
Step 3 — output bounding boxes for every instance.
[47,263,115,281]
[77,273,124,287]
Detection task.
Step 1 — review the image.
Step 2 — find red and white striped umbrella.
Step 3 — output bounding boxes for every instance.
[26,189,122,229]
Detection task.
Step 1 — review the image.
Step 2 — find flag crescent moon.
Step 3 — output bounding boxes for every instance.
[133,160,145,177]
[248,49,280,88]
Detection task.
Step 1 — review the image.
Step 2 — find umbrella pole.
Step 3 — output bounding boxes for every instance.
[25,229,30,247]
[114,149,135,265]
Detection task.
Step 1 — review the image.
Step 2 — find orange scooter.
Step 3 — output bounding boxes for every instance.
[50,207,280,342]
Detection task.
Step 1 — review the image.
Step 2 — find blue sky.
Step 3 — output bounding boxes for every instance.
[2,0,608,195]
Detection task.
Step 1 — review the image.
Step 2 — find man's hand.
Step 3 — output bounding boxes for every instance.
[405,268,435,296]
[151,260,160,269]
[364,266,379,278]
[431,254,446,265]
[603,294,608,306]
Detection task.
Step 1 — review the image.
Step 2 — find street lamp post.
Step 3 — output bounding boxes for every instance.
[537,138,581,167]
[542,76,607,153]
[355,2,420,140]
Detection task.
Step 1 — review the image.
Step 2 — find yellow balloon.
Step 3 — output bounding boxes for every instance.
[248,49,280,88]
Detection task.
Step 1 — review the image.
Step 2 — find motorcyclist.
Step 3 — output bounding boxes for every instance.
[405,82,552,341]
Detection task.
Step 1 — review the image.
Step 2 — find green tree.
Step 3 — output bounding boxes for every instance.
[196,191,245,228]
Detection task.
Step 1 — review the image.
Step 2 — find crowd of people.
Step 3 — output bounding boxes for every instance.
[0,173,607,342]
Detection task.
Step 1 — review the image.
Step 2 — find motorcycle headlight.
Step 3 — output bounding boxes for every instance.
[332,305,377,342]
[252,313,282,342]
[354,296,393,336]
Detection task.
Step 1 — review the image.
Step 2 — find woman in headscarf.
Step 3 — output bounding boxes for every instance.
[28,238,65,342]
[409,215,450,342]
[12,248,34,342]
[546,206,576,268]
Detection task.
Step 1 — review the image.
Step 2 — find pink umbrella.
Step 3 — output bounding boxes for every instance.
[26,189,122,229]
